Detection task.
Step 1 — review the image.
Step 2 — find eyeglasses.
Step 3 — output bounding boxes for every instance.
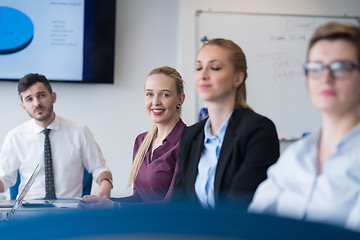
[303,60,360,79]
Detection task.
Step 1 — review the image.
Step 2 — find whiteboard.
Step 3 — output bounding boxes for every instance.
[196,11,359,139]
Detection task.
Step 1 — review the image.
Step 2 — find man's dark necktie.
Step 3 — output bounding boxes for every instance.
[43,128,56,199]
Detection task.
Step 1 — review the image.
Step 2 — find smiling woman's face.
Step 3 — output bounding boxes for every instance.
[144,73,183,127]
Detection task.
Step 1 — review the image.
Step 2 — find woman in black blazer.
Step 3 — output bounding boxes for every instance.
[173,38,279,208]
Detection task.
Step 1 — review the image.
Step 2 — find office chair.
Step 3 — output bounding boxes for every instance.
[9,168,92,199]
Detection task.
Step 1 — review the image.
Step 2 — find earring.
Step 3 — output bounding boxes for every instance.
[176,105,180,110]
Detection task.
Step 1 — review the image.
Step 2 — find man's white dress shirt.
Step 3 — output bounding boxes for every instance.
[0,115,110,199]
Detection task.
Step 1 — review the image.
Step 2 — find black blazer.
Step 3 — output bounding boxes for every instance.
[173,107,279,207]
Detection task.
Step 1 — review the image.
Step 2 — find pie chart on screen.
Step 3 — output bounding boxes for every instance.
[0,6,34,54]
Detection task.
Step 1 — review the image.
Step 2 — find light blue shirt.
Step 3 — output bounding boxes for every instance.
[249,123,360,232]
[195,113,232,208]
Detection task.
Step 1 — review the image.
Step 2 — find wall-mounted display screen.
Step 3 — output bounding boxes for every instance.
[0,0,116,83]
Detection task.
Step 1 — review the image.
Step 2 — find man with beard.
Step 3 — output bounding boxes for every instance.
[0,73,112,199]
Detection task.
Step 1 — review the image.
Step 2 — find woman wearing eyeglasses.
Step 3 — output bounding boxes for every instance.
[249,22,360,232]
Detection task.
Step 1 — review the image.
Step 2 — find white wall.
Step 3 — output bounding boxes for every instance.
[0,0,359,197]
[0,0,182,197]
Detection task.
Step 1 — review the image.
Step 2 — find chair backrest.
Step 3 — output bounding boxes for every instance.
[81,168,93,196]
[9,172,21,200]
[9,168,92,199]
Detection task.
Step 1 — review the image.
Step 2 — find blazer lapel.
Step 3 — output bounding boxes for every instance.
[213,110,241,201]
[187,131,205,192]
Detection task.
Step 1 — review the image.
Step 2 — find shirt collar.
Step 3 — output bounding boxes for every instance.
[302,127,321,156]
[203,111,233,143]
[162,118,186,145]
[305,122,360,150]
[338,121,360,148]
[31,115,60,135]
[304,127,321,147]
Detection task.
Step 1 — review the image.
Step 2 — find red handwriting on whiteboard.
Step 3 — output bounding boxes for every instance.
[273,58,302,69]
[256,52,288,62]
[273,71,304,82]
[255,52,304,82]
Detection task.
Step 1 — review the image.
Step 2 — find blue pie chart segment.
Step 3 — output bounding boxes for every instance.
[0,6,34,54]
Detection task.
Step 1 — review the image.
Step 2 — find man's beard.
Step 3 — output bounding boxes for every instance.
[28,104,54,122]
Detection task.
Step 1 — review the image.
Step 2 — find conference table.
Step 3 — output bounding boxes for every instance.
[0,200,359,240]
[0,198,80,222]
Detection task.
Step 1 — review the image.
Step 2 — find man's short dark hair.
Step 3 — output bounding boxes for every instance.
[18,73,53,101]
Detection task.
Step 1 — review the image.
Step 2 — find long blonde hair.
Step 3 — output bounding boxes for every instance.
[127,66,185,187]
[201,38,251,109]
